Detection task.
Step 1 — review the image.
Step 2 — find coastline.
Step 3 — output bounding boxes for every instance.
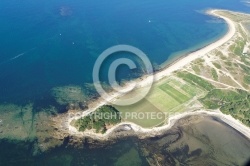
[68,110,250,140]
[58,9,250,141]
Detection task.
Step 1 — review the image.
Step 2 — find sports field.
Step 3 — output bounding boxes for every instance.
[114,77,205,128]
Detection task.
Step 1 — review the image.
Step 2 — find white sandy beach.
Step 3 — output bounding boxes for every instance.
[64,9,250,140]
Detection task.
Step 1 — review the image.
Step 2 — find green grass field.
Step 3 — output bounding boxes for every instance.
[114,77,205,128]
[159,83,190,103]
[115,98,166,128]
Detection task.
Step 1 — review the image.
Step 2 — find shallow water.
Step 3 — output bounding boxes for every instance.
[0,115,249,165]
[0,1,250,165]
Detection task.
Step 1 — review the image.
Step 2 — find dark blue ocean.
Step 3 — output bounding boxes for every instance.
[0,0,249,106]
[0,0,250,165]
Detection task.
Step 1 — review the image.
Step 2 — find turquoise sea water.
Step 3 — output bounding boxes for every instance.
[0,0,250,165]
[1,116,250,165]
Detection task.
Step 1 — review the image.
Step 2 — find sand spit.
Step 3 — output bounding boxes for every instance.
[55,10,250,141]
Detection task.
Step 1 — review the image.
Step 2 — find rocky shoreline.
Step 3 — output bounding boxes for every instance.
[1,113,249,165]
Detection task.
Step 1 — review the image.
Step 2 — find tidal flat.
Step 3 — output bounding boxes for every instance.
[0,115,249,165]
